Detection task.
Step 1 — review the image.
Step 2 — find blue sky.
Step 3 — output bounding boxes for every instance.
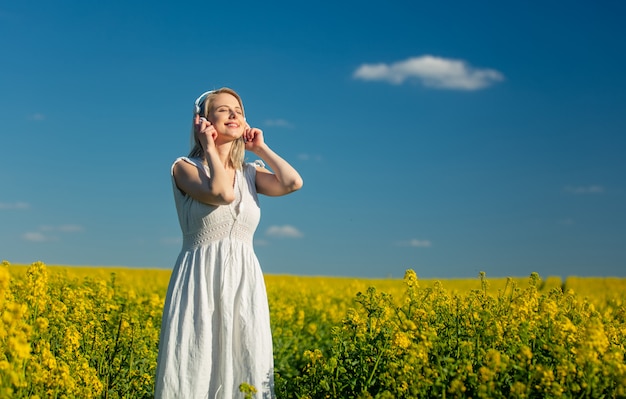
[1,1,625,279]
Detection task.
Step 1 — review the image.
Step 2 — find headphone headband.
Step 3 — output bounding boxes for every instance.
[193,90,215,114]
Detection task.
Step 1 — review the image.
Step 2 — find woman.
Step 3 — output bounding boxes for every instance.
[155,87,303,398]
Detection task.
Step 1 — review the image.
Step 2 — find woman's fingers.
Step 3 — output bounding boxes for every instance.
[244,128,264,149]
[194,116,218,151]
[245,129,254,143]
[195,117,213,134]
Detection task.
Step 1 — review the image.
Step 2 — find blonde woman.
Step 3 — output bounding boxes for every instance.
[155,87,303,398]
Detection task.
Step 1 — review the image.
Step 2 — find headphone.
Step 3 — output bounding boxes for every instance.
[193,90,215,115]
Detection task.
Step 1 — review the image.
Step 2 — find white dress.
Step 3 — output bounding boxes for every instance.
[155,157,275,399]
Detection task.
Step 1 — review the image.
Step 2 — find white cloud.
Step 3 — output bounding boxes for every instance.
[57,224,84,232]
[0,202,30,210]
[263,119,293,128]
[266,225,304,238]
[22,224,84,242]
[22,232,55,242]
[39,224,84,232]
[353,55,504,90]
[396,239,432,248]
[564,185,605,194]
[298,153,323,161]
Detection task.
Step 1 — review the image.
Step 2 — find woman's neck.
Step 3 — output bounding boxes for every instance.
[204,142,233,169]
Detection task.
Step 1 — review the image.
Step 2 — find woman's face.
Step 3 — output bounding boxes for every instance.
[208,92,245,141]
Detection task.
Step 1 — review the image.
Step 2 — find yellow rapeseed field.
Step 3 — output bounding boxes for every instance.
[1,261,625,398]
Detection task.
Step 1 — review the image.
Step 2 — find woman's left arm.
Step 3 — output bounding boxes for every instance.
[244,127,303,196]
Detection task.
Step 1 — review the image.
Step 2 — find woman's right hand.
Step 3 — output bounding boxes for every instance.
[194,114,218,151]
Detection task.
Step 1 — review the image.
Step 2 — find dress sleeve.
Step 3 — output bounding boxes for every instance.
[171,157,209,177]
[243,161,262,191]
[251,159,266,169]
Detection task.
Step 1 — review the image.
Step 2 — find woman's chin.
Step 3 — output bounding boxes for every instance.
[216,134,244,144]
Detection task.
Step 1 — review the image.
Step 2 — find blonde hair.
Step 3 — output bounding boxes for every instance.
[188,87,245,170]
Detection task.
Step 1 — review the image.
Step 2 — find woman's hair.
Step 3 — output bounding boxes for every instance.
[188,87,245,170]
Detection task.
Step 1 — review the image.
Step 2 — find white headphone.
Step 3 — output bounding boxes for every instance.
[193,90,215,115]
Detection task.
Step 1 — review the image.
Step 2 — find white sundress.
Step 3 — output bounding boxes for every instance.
[155,157,275,399]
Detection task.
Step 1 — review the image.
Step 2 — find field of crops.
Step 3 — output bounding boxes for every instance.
[1,261,625,398]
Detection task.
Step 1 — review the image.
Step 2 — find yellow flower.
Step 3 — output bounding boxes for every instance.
[517,345,533,364]
[448,378,466,395]
[393,332,411,350]
[306,322,318,335]
[35,317,49,332]
[479,366,495,382]
[8,337,30,361]
[510,381,528,397]
[303,349,323,364]
[403,269,419,288]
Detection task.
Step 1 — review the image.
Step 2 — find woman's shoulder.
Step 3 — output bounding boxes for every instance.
[171,157,206,175]
[173,156,201,165]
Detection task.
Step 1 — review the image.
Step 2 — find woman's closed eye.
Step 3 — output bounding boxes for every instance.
[216,106,243,115]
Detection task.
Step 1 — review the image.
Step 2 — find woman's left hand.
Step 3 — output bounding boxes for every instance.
[243,127,266,153]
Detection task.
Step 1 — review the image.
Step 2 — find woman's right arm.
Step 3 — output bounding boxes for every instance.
[172,116,236,205]
[172,158,235,205]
